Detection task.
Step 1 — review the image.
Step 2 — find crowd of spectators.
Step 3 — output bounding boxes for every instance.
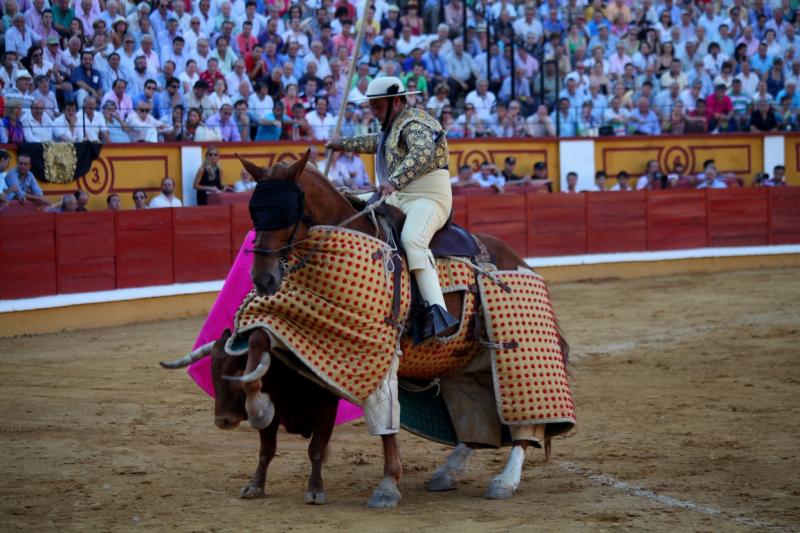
[0,0,798,143]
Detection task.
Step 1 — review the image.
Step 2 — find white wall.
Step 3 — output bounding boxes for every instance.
[763,136,785,177]
[180,146,203,207]
[558,139,596,191]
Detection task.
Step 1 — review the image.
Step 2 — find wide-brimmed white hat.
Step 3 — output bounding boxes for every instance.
[360,76,420,101]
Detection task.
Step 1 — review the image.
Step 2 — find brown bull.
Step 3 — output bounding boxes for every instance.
[161,329,338,503]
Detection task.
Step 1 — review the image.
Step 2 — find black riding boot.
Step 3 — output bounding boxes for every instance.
[412,304,460,344]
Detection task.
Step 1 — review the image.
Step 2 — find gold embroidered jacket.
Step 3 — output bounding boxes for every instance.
[339,107,449,189]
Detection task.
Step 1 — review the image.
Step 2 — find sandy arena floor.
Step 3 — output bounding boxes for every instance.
[1,267,799,532]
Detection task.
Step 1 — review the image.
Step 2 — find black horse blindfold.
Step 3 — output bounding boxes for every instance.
[249,180,305,231]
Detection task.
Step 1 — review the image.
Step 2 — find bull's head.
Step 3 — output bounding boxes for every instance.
[238,150,312,297]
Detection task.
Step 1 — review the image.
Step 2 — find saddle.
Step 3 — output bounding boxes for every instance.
[353,192,483,260]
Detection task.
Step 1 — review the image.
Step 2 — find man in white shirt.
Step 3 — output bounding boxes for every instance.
[513,5,543,43]
[306,97,336,140]
[735,60,760,96]
[473,161,505,191]
[77,97,110,142]
[149,176,183,208]
[22,99,54,142]
[465,78,496,121]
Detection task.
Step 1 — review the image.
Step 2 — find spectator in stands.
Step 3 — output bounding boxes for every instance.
[636,160,661,190]
[4,153,48,207]
[74,190,89,211]
[551,97,577,136]
[610,170,632,191]
[564,171,579,193]
[307,96,336,140]
[706,84,734,132]
[529,161,551,189]
[3,100,25,142]
[585,171,607,191]
[49,194,77,212]
[628,97,661,135]
[501,156,525,185]
[193,146,228,205]
[125,100,163,142]
[766,165,786,187]
[132,189,147,209]
[233,168,256,192]
[107,193,120,211]
[450,164,480,188]
[255,100,285,141]
[282,102,312,140]
[71,50,102,107]
[102,100,130,143]
[474,161,505,191]
[77,96,110,142]
[696,161,728,189]
[149,176,182,208]
[22,99,54,142]
[205,103,241,141]
[749,98,779,132]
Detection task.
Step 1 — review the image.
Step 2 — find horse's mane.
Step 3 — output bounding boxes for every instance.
[299,162,364,223]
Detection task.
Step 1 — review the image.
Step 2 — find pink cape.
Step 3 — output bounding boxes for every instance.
[187,230,364,425]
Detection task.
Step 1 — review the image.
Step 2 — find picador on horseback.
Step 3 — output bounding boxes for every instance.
[161,77,576,509]
[327,76,460,341]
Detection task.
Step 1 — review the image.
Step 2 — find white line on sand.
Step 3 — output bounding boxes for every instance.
[558,461,797,533]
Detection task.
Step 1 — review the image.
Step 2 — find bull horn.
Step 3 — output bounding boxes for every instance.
[159,341,215,369]
[223,351,271,383]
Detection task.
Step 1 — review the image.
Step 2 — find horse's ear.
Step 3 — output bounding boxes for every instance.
[287,149,311,181]
[236,154,265,181]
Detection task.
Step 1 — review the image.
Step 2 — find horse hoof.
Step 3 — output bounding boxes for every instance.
[367,479,401,508]
[304,491,327,505]
[485,480,515,500]
[425,471,457,492]
[240,484,264,499]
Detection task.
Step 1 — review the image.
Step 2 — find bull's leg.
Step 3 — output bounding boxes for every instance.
[426,442,476,491]
[367,434,403,508]
[485,440,529,500]
[304,405,336,505]
[241,420,279,498]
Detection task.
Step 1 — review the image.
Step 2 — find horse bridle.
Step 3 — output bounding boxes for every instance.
[245,179,316,274]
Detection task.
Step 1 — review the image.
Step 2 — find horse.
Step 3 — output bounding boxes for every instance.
[227,149,572,508]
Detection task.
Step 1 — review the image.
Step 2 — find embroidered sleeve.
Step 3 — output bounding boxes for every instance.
[340,133,380,154]
[387,121,439,190]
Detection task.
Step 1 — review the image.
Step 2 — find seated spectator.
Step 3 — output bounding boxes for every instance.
[281,102,312,140]
[450,164,480,188]
[125,101,164,142]
[585,171,607,191]
[337,152,369,190]
[426,82,450,119]
[4,153,48,206]
[636,160,664,190]
[107,193,121,210]
[766,165,787,187]
[610,170,632,191]
[706,84,734,132]
[204,104,241,142]
[306,96,336,140]
[255,100,286,141]
[551,97,578,136]
[696,161,727,189]
[102,100,131,143]
[52,100,79,141]
[473,161,505,191]
[685,98,710,133]
[627,97,661,135]
[775,95,798,131]
[71,50,102,107]
[50,194,77,212]
[22,99,54,142]
[76,96,110,142]
[149,176,182,208]
[564,171,579,193]
[233,168,256,192]
[749,99,778,132]
[132,189,148,209]
[74,190,89,211]
[3,100,25,142]
[501,157,526,185]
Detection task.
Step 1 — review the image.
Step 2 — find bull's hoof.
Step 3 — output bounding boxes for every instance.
[239,484,265,499]
[484,478,515,500]
[304,490,327,505]
[425,470,458,492]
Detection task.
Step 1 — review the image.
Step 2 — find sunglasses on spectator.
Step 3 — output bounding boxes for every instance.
[137,107,150,113]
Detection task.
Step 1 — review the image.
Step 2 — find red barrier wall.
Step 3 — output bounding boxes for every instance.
[116,209,174,288]
[647,190,708,251]
[768,187,800,244]
[55,211,116,294]
[173,207,232,283]
[587,192,648,253]
[0,213,57,299]
[1,188,798,300]
[527,193,587,256]
[707,188,769,247]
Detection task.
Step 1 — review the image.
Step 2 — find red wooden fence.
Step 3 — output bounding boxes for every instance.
[0,188,798,300]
